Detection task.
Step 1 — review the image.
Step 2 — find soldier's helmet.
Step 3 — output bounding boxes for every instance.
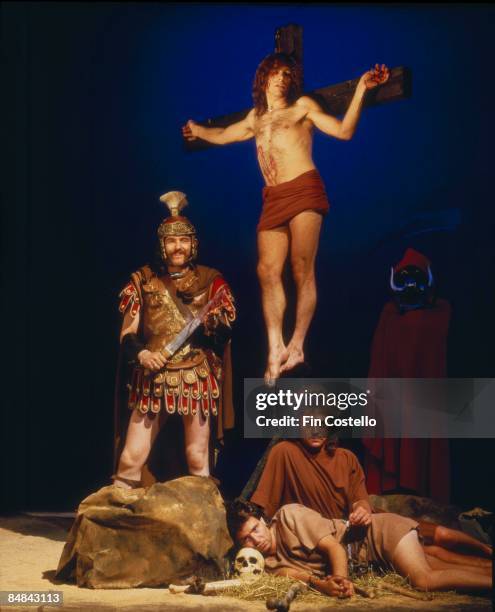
[157,191,198,263]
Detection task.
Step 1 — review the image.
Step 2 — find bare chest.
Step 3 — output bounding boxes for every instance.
[254,108,309,145]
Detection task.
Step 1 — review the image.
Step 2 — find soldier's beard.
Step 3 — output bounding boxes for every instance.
[166,251,192,273]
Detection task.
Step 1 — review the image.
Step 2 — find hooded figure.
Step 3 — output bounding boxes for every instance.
[363,248,451,503]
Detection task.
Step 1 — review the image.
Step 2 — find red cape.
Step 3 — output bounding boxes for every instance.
[363,299,451,503]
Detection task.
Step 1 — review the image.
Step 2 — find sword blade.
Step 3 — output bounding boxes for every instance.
[164,318,202,356]
[162,285,226,357]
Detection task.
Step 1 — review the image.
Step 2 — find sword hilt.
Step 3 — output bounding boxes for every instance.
[159,347,173,360]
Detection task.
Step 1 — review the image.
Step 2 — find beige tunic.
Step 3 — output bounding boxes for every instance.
[265,504,418,578]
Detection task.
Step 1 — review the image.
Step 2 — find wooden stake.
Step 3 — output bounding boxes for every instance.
[379,581,433,601]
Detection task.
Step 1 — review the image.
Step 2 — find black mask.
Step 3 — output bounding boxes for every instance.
[390,265,435,312]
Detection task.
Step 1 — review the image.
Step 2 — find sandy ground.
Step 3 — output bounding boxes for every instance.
[0,515,491,611]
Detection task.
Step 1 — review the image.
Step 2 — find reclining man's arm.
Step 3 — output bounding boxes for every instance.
[317,535,349,578]
[312,535,354,597]
[268,533,348,584]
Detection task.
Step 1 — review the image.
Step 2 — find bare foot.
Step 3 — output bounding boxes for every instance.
[264,345,289,387]
[280,345,305,374]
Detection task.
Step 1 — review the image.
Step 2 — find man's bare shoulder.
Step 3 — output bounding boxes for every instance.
[296,95,323,112]
[276,503,314,523]
[245,108,257,127]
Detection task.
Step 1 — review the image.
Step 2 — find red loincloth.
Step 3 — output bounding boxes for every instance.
[257,169,330,232]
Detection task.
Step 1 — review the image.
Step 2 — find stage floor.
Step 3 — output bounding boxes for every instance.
[0,515,491,611]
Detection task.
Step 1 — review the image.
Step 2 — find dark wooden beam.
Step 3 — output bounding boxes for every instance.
[311,65,412,116]
[183,24,304,153]
[275,23,304,100]
[183,66,411,152]
[275,23,303,66]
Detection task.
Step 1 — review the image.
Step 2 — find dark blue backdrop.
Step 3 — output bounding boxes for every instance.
[3,3,494,512]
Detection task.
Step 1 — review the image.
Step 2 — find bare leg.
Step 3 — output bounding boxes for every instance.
[257,227,290,385]
[281,210,323,373]
[183,412,210,476]
[424,544,492,570]
[393,530,492,592]
[115,411,161,488]
[432,524,493,558]
[425,553,492,576]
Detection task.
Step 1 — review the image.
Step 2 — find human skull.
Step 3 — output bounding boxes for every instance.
[234,547,265,580]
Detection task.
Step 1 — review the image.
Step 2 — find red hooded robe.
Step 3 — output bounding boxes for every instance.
[363,249,451,503]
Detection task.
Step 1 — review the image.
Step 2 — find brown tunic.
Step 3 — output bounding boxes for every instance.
[250,441,369,520]
[265,504,418,578]
[257,169,330,232]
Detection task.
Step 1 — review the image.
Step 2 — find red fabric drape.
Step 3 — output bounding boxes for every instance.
[363,299,451,503]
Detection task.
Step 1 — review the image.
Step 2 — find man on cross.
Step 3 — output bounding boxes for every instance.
[183,53,389,385]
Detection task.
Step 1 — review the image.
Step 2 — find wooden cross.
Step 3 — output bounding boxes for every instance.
[184,24,411,152]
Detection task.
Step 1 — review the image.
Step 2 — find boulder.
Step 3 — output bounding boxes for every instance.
[371,494,493,544]
[370,494,461,528]
[56,476,232,588]
[458,508,493,544]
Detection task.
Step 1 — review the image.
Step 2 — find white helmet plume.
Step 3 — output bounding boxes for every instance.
[159,191,188,217]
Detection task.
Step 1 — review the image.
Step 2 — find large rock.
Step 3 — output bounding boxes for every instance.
[370,494,461,528]
[370,494,493,543]
[56,476,232,589]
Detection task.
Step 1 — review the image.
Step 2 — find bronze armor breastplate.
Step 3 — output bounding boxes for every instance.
[141,275,209,365]
[141,276,187,351]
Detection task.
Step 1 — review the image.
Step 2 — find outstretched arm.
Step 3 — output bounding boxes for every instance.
[182,110,254,145]
[300,64,390,141]
[288,535,353,598]
[317,535,349,578]
[271,567,354,598]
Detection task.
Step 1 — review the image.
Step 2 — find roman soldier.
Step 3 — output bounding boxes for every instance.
[113,191,236,489]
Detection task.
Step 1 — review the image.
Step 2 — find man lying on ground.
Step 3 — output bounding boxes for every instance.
[227,499,492,596]
[250,436,492,568]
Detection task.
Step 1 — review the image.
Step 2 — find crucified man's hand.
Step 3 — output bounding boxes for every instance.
[182,119,200,141]
[360,64,390,89]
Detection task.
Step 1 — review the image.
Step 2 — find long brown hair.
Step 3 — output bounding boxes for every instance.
[252,53,302,117]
